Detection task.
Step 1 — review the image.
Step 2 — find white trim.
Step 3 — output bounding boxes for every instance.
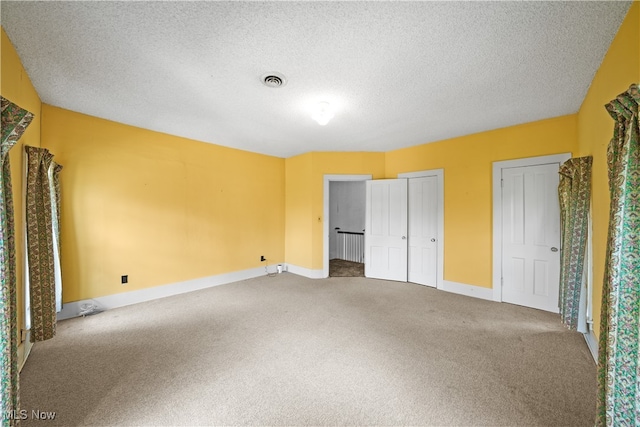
[398,169,445,290]
[23,152,31,331]
[17,332,33,372]
[397,170,442,179]
[492,153,571,303]
[323,174,372,278]
[441,280,494,301]
[57,266,273,320]
[584,330,598,364]
[286,263,325,279]
[586,206,594,329]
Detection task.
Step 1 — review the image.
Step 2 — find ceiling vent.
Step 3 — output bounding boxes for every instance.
[261,72,287,88]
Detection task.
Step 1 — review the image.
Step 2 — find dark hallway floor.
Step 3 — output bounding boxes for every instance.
[329,259,364,277]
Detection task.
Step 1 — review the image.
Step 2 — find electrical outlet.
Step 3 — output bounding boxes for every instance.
[260,256,266,262]
[121,275,128,284]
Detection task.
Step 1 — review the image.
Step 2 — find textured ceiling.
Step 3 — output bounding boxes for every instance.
[1,1,632,158]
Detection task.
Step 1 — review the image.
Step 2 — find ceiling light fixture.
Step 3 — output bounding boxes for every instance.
[311,102,334,126]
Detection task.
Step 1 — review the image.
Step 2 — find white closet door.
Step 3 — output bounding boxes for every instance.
[408,176,438,287]
[365,179,408,282]
[501,163,561,313]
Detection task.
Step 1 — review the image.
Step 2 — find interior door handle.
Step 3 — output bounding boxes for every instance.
[431,238,436,242]
[402,236,406,240]
[551,247,558,252]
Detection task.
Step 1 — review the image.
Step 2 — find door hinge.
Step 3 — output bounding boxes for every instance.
[20,329,28,342]
[501,179,504,188]
[501,277,504,287]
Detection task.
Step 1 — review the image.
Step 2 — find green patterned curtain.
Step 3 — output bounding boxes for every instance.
[1,97,34,427]
[25,146,56,343]
[558,156,592,331]
[597,84,640,426]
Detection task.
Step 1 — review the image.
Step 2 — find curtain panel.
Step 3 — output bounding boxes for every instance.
[558,156,592,331]
[25,146,57,343]
[1,96,34,427]
[597,84,640,426]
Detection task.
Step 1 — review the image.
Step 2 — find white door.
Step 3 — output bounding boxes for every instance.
[408,176,438,287]
[365,179,408,281]
[501,163,561,312]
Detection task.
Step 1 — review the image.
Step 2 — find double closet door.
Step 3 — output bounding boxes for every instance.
[364,177,438,287]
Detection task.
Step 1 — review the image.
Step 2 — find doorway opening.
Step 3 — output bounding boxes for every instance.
[323,175,371,278]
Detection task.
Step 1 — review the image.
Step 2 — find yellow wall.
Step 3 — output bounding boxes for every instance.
[284,152,385,270]
[41,105,285,302]
[577,1,640,337]
[386,115,578,288]
[1,28,42,366]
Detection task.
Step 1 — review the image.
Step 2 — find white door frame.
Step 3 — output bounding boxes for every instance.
[398,169,444,290]
[323,174,372,278]
[492,153,571,302]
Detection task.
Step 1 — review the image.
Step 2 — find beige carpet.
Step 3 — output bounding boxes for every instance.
[19,274,596,426]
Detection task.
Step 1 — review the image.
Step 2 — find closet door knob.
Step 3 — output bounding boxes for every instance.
[431,238,436,242]
[551,247,558,252]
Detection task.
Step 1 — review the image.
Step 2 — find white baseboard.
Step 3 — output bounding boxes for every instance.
[440,280,494,301]
[57,266,272,321]
[18,334,33,372]
[584,329,598,364]
[285,263,325,279]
